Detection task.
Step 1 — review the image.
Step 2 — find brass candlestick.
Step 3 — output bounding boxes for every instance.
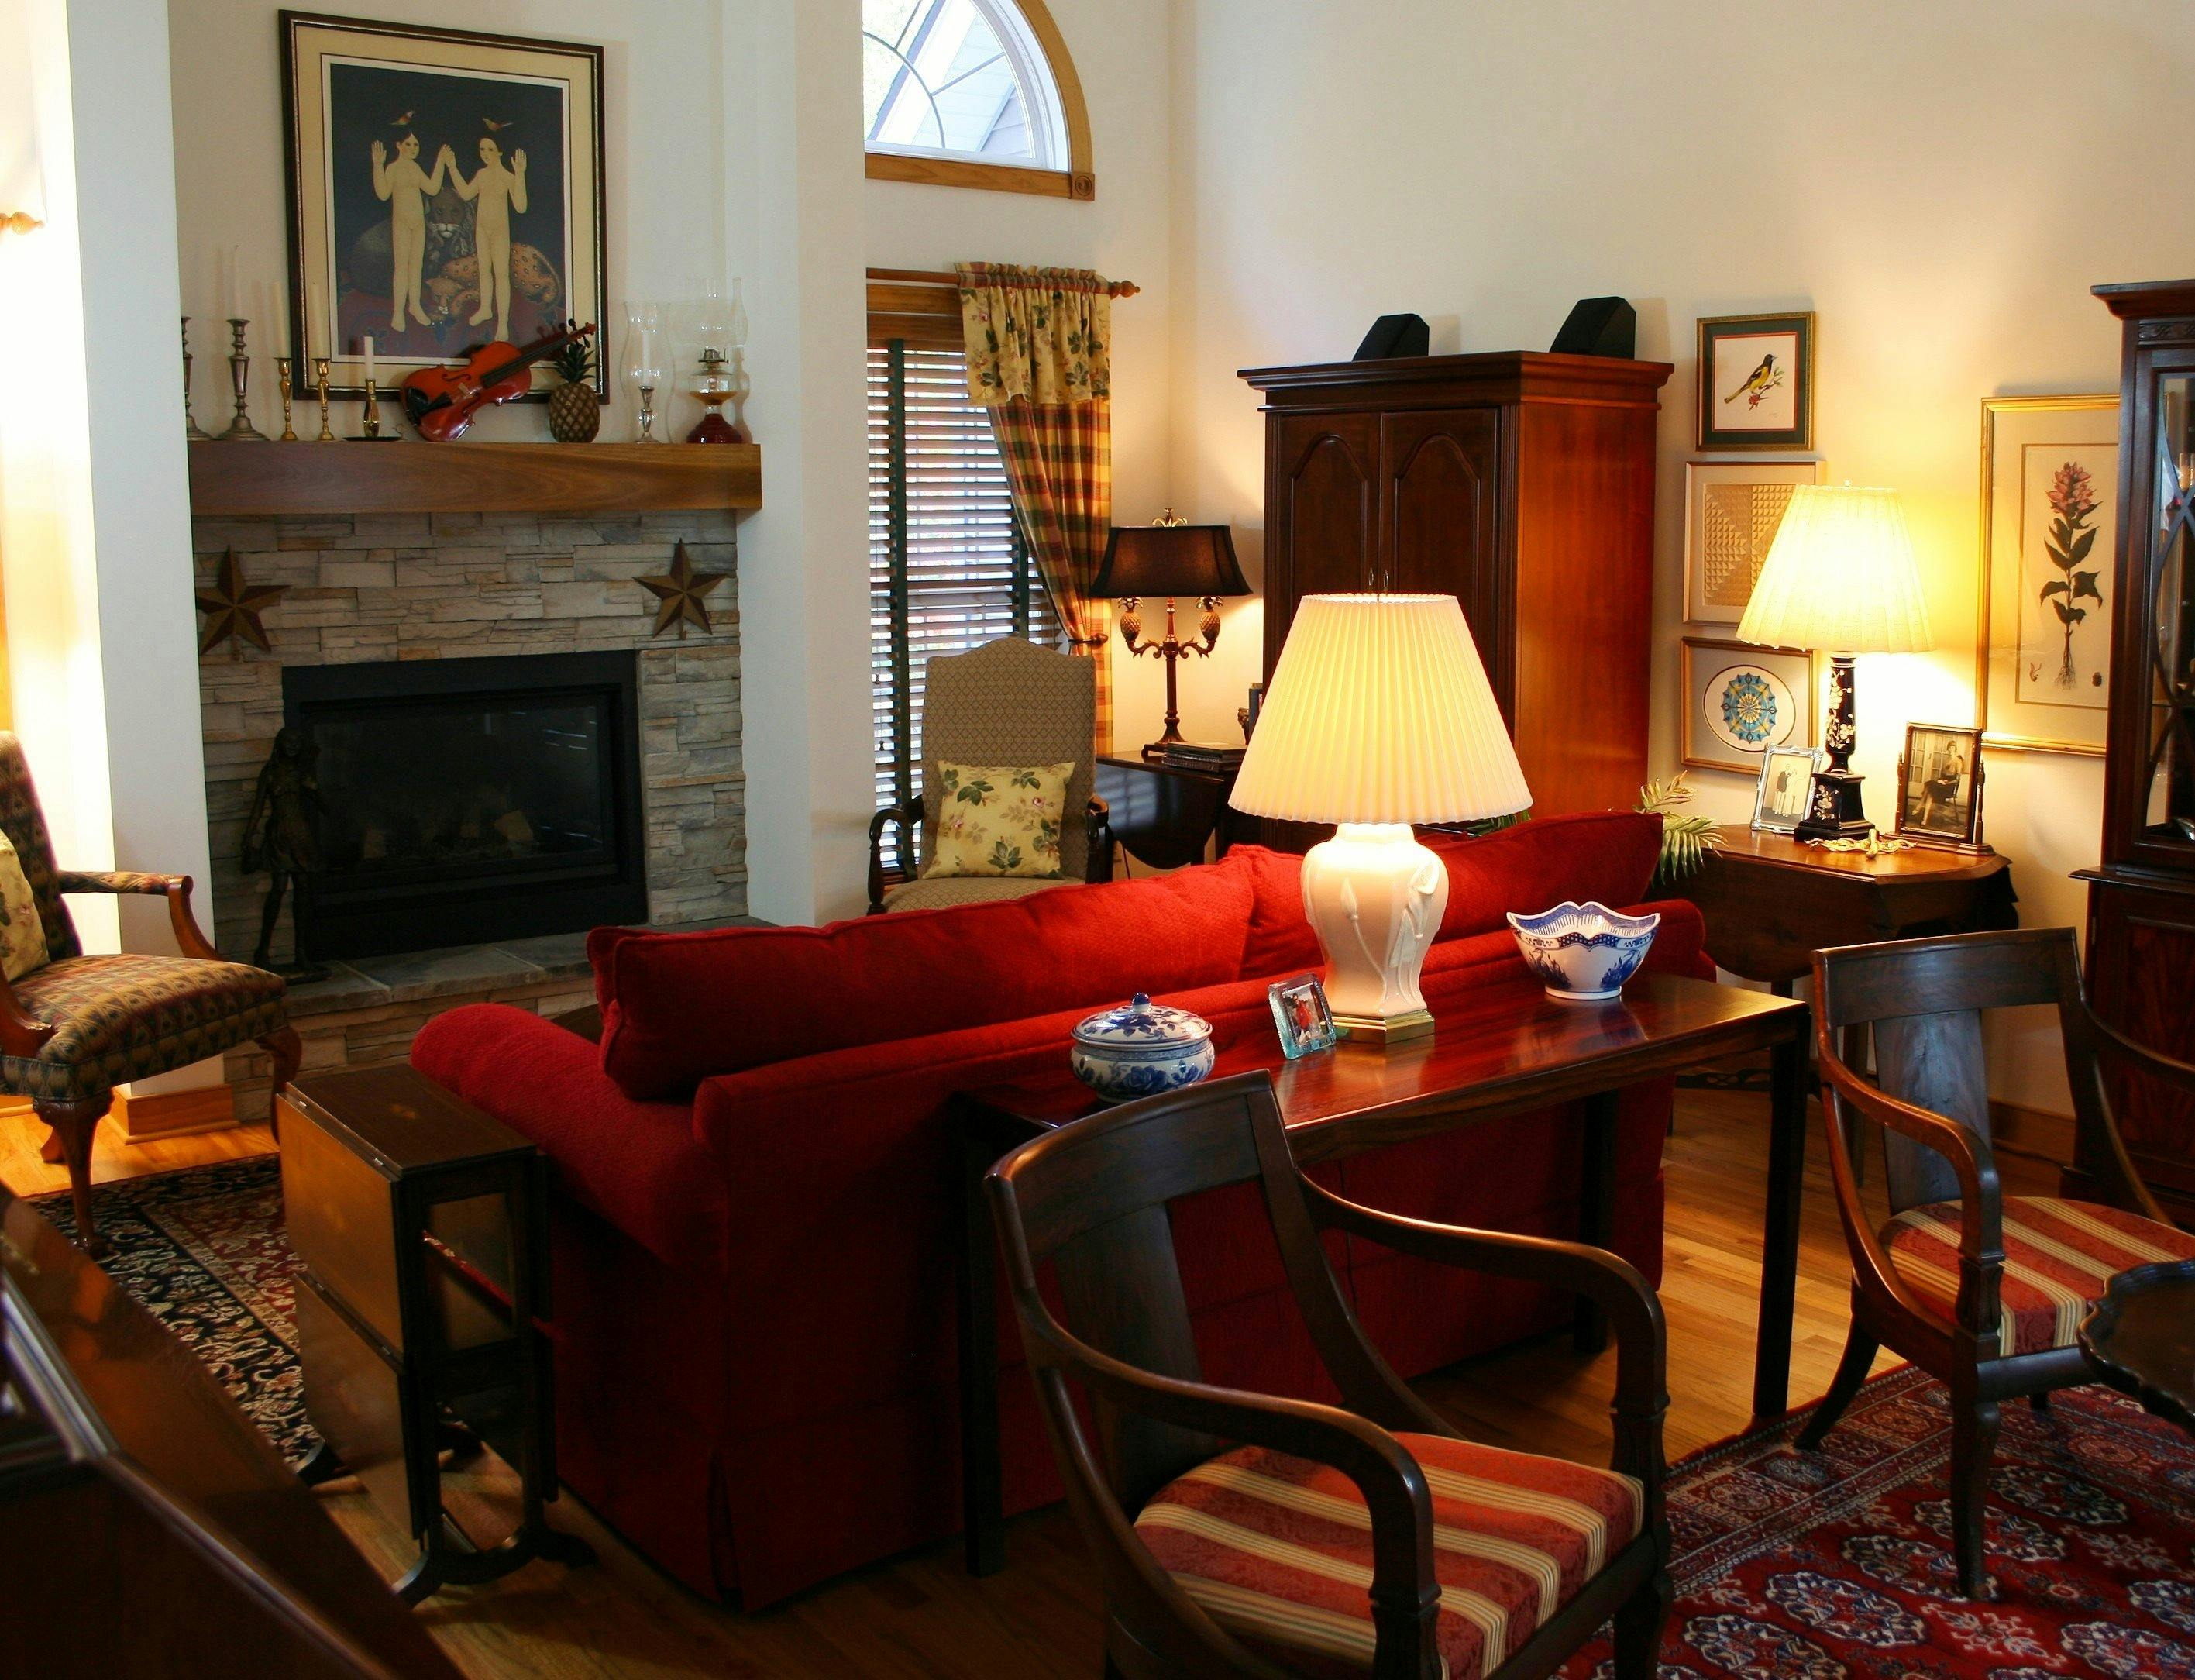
[182,317,212,440]
[312,357,335,442]
[275,356,298,441]
[219,317,267,440]
[359,377,384,440]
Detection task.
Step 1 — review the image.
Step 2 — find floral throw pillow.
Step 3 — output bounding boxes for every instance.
[928,760,1075,879]
[0,834,49,982]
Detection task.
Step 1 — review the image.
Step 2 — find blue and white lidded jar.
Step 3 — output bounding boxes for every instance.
[1070,993,1217,1104]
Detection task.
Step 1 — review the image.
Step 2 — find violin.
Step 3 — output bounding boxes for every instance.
[399,320,596,442]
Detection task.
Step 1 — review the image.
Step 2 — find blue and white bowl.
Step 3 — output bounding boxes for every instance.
[1071,993,1216,1104]
[1505,902,1660,1001]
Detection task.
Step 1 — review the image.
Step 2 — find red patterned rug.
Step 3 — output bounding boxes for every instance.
[1564,1364,2195,1678]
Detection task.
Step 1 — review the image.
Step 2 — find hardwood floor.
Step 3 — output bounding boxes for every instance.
[0,1078,2055,1678]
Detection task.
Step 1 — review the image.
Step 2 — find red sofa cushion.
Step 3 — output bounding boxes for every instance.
[591,863,1257,1100]
[1428,811,1662,942]
[1231,845,1323,978]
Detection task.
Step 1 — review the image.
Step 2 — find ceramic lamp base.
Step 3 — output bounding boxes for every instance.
[1300,822,1447,1048]
[1795,768,1873,842]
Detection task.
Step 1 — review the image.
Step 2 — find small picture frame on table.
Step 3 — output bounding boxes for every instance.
[1268,973,1337,1060]
[1697,312,1816,451]
[1897,724,1988,850]
[1751,745,1825,834]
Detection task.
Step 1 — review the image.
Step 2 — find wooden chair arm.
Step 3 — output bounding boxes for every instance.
[1084,794,1114,884]
[58,870,221,962]
[2090,1011,2195,1098]
[865,798,923,914]
[1304,1182,1667,1491]
[1017,1308,1441,1675]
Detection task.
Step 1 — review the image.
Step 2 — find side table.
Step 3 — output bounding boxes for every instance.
[279,1065,595,1601]
[1095,753,1255,870]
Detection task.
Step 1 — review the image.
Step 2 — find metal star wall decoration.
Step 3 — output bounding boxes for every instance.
[636,542,727,639]
[196,548,287,659]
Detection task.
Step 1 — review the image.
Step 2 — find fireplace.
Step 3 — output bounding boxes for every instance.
[284,652,649,959]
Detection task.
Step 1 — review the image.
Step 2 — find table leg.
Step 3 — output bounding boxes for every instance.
[958,1111,1006,1576]
[1755,1020,1810,1419]
[1574,1090,1620,1355]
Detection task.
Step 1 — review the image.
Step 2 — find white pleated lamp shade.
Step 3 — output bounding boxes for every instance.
[1737,484,1936,655]
[1230,593,1531,825]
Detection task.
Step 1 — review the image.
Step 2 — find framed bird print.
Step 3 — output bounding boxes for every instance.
[1681,635,1818,775]
[1977,395,2118,755]
[280,12,607,401]
[1697,312,1816,451]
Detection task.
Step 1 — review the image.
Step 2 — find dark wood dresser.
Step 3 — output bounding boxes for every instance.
[2078,280,2195,1220]
[1240,351,1672,842]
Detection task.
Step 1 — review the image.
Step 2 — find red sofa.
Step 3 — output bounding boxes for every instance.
[411,811,1711,1608]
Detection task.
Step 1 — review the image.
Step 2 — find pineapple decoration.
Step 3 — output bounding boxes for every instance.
[547,329,602,443]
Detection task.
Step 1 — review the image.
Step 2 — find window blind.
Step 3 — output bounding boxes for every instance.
[868,339,1058,871]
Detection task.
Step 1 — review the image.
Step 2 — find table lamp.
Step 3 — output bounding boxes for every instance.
[1737,484,1935,841]
[1092,511,1252,759]
[1229,594,1530,1044]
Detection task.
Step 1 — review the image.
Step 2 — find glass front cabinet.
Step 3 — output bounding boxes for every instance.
[2080,280,2195,1218]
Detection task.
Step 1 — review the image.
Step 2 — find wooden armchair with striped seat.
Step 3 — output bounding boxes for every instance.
[1798,927,2195,1599]
[985,1071,1672,1680]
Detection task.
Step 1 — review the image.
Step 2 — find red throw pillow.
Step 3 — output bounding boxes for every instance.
[592,866,1256,1100]
[1229,845,1323,979]
[1426,811,1662,942]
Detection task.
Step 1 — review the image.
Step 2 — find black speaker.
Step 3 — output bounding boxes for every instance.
[1550,297,1636,359]
[1352,313,1429,360]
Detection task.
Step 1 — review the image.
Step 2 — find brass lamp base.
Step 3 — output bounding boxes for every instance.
[1333,1008,1435,1046]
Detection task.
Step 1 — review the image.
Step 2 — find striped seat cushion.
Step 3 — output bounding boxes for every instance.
[1881,1196,2195,1355]
[1133,1431,1642,1679]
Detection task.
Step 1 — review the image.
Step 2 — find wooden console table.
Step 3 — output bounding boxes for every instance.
[953,971,1809,1574]
[1670,829,2017,992]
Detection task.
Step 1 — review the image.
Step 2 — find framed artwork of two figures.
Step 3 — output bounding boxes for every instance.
[280,12,607,400]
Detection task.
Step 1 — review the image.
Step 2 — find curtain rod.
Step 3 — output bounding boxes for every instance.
[867,266,1140,298]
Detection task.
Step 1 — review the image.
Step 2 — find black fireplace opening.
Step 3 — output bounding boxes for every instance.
[284,651,648,960]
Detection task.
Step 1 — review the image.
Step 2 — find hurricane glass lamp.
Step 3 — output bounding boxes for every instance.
[1092,512,1251,759]
[1228,594,1530,1045]
[1737,484,1935,841]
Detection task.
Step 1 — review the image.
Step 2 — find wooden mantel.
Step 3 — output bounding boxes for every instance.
[187,439,762,518]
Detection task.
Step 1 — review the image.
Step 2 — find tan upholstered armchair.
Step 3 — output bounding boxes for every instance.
[0,734,299,1257]
[867,637,1113,914]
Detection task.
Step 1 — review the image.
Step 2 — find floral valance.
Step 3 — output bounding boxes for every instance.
[954,263,1125,405]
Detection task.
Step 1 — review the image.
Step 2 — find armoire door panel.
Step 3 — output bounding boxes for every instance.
[1378,408,1505,709]
[1266,414,1377,677]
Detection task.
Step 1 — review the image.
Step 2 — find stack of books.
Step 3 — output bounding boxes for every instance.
[1158,741,1247,775]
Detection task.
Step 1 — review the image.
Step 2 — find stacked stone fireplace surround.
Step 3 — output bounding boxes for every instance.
[191,508,745,1120]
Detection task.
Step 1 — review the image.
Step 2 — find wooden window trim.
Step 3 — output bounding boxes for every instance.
[864,0,1095,201]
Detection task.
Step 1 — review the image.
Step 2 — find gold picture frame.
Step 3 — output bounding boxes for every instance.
[1681,635,1818,776]
[1683,459,1826,626]
[1977,394,2119,755]
[1896,722,1989,851]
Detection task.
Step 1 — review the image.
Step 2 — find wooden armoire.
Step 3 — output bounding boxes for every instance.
[2077,280,2195,1220]
[1241,352,1672,836]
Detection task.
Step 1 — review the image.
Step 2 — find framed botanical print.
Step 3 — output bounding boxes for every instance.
[1977,395,2118,754]
[1697,312,1816,451]
[1681,635,1817,775]
[1897,723,1988,849]
[280,12,607,400]
[1684,459,1826,625]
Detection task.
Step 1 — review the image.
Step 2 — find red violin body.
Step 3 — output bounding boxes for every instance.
[400,321,594,442]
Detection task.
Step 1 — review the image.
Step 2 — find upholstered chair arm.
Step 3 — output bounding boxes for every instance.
[865,797,924,914]
[1816,1036,2006,1355]
[57,870,221,962]
[1083,794,1113,884]
[1305,1182,1667,1493]
[0,969,54,1059]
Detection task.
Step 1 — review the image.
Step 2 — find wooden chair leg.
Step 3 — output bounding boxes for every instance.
[1796,1319,1877,1449]
[1950,1396,2001,1599]
[36,1095,114,1262]
[1612,1567,1674,1680]
[256,1026,303,1125]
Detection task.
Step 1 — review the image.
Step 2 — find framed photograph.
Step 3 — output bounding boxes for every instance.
[280,12,607,399]
[1697,312,1816,451]
[1751,745,1825,834]
[1268,973,1338,1060]
[1977,395,2118,755]
[1897,723,1988,849]
[1684,460,1826,625]
[1681,636,1817,776]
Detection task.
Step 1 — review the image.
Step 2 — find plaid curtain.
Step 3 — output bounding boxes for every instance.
[956,263,1116,756]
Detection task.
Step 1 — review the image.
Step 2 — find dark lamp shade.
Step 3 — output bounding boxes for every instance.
[1092,524,1251,600]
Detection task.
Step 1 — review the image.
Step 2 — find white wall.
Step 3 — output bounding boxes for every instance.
[1175,0,2195,1108]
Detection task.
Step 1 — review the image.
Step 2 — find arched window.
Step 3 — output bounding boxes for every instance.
[863,0,1093,199]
